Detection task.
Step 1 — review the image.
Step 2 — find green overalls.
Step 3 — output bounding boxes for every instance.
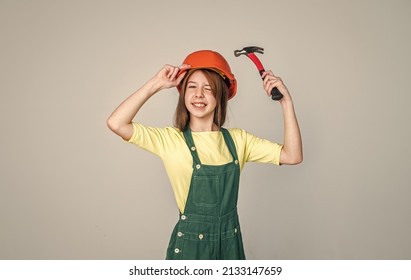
[166,127,246,260]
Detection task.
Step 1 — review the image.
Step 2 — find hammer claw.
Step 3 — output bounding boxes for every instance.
[234,46,264,57]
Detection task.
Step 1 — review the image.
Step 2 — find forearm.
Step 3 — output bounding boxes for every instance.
[107,64,189,140]
[279,98,303,165]
[107,78,161,140]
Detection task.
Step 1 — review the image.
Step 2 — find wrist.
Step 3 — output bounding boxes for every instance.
[279,95,293,107]
[144,78,162,96]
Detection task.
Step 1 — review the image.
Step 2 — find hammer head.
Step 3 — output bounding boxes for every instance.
[234,46,264,57]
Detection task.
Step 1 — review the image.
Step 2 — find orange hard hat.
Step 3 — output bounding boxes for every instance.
[177,50,237,100]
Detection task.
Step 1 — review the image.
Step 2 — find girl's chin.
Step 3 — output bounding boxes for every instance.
[189,111,213,119]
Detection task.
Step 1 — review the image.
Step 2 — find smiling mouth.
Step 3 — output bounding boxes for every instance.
[192,102,206,108]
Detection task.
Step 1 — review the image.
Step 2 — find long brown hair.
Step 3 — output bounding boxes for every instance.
[174,69,229,131]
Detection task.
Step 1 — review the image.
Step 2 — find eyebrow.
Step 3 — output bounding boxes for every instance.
[187,81,211,86]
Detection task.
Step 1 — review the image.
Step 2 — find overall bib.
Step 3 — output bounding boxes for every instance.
[166,127,245,260]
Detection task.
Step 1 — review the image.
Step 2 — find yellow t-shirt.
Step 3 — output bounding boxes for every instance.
[128,122,283,213]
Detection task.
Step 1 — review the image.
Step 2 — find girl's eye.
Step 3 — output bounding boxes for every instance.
[204,87,211,91]
[188,85,196,89]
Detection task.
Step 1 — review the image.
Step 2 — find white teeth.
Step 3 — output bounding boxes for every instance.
[192,103,206,108]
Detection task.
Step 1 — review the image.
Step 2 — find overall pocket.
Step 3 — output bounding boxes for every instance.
[192,175,220,207]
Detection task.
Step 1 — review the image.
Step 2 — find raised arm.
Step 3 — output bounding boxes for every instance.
[262,71,303,165]
[107,64,189,141]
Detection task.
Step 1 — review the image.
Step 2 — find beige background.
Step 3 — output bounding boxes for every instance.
[1,0,410,259]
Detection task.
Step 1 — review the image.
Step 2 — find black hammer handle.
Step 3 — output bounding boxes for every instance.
[259,70,284,101]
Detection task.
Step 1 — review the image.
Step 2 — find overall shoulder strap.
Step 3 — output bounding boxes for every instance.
[221,128,239,161]
[182,127,201,166]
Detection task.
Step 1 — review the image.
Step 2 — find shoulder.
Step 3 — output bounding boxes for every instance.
[226,127,246,136]
[128,123,188,157]
[129,123,184,145]
[226,127,252,140]
[225,127,252,148]
[162,126,184,137]
[132,123,182,136]
[225,127,275,147]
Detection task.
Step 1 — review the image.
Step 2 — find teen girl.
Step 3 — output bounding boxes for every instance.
[107,50,302,259]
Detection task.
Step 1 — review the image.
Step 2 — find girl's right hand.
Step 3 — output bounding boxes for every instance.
[151,64,191,92]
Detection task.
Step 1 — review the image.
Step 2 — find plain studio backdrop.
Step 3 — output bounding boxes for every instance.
[1,0,410,260]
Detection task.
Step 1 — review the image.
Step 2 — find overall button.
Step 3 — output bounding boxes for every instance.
[234,160,239,165]
[174,248,180,254]
[195,164,201,170]
[234,228,238,233]
[198,234,204,240]
[191,146,196,151]
[177,232,183,237]
[181,215,187,221]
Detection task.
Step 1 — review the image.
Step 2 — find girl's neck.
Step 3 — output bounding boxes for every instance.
[189,121,219,132]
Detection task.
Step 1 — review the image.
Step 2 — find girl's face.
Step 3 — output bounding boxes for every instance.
[184,70,217,123]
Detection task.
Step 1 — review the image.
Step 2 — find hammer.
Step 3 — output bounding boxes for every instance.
[234,46,283,101]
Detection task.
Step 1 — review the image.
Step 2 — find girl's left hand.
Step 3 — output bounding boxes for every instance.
[261,70,291,102]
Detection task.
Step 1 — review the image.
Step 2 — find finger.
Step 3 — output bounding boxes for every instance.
[179,63,191,69]
[264,75,282,87]
[163,64,174,79]
[264,79,281,94]
[167,66,180,79]
[265,79,282,90]
[174,66,181,77]
[263,75,279,87]
[264,73,280,82]
[261,70,275,78]
[177,63,191,74]
[263,77,279,90]
[175,64,191,80]
[171,66,180,80]
[175,70,187,84]
[267,81,288,97]
[265,70,274,76]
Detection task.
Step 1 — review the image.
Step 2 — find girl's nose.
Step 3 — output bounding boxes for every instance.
[195,87,205,98]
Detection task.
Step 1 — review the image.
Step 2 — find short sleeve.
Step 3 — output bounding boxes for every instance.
[128,122,181,157]
[231,128,283,166]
